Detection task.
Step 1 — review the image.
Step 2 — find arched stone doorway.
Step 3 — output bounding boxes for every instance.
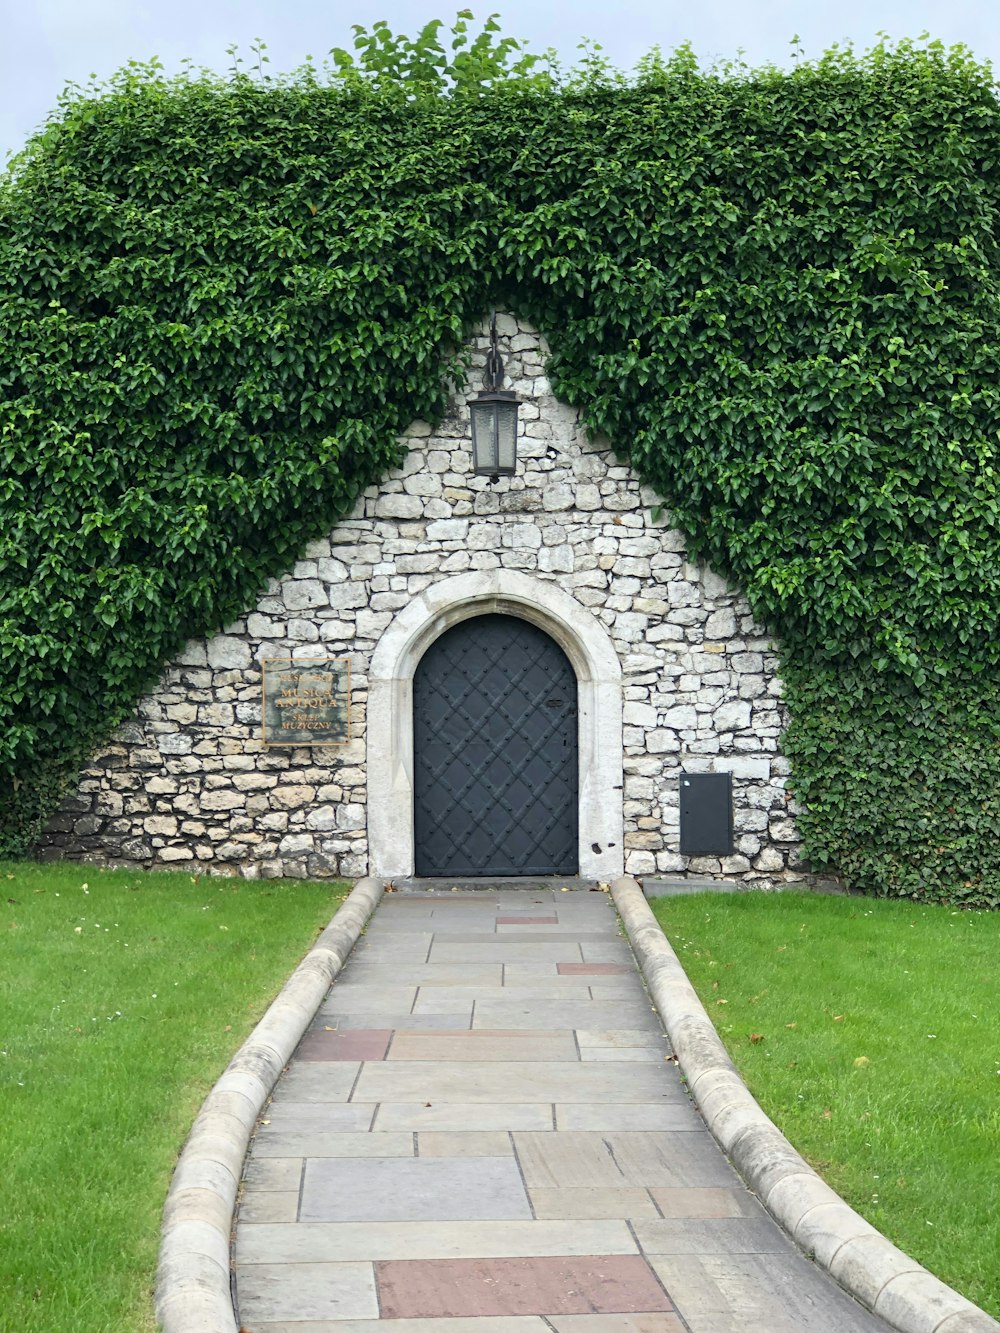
[412,613,578,876]
[367,571,624,880]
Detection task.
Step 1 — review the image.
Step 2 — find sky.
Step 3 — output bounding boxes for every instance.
[2,1,998,165]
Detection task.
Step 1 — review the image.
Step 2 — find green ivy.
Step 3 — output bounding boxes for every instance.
[2,21,999,903]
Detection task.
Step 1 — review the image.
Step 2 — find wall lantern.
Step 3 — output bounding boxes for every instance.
[470,311,519,479]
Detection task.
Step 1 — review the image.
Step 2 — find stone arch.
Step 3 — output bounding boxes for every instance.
[367,570,624,879]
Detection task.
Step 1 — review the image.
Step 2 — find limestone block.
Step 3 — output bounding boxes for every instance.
[175,640,209,667]
[646,731,681,753]
[704,608,737,639]
[469,524,501,550]
[144,816,178,836]
[609,613,648,642]
[754,847,785,872]
[718,757,771,780]
[623,703,658,728]
[277,833,314,856]
[375,494,424,520]
[271,785,316,809]
[403,473,443,497]
[306,806,338,831]
[667,581,700,608]
[688,856,722,873]
[426,518,470,541]
[769,818,799,842]
[356,609,393,637]
[626,830,664,850]
[505,524,542,550]
[158,733,193,755]
[200,791,246,811]
[164,703,198,724]
[281,581,327,613]
[541,483,574,512]
[713,700,752,732]
[198,704,235,728]
[158,845,194,861]
[662,705,697,729]
[625,850,657,875]
[534,545,572,574]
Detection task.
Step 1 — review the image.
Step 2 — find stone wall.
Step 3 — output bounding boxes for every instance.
[39,313,807,883]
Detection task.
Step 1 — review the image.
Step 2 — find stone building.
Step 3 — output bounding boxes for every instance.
[40,314,806,884]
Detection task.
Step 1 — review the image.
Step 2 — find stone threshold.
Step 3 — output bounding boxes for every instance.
[389,877,602,894]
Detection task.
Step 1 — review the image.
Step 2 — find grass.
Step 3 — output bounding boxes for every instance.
[0,859,348,1333]
[651,890,1000,1318]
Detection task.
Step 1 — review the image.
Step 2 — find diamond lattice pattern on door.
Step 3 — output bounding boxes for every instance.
[413,614,578,876]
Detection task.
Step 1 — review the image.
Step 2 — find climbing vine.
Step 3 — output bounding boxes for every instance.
[2,19,1000,902]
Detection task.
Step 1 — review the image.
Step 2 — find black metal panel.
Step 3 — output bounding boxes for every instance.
[679,772,733,855]
[413,614,578,876]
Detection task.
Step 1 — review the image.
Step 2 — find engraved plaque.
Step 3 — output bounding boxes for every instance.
[261,657,350,747]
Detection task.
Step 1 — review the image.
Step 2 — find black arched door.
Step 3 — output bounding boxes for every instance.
[413,614,578,876]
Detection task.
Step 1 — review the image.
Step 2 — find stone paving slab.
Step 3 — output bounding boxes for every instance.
[253,1103,376,1133]
[634,1216,792,1255]
[527,1186,661,1220]
[353,1060,673,1104]
[300,1155,532,1222]
[550,1317,687,1333]
[371,1102,555,1132]
[375,1254,672,1319]
[470,999,661,1031]
[648,1186,759,1219]
[243,1157,302,1190]
[237,1219,639,1263]
[579,1045,666,1061]
[647,1252,890,1332]
[335,964,504,985]
[238,1192,299,1223]
[417,1131,514,1156]
[388,1030,579,1062]
[513,1131,736,1189]
[444,931,611,943]
[314,1011,473,1031]
[268,1063,361,1102]
[251,1321,552,1333]
[471,979,599,998]
[554,1102,700,1130]
[296,1029,393,1061]
[429,941,585,962]
[235,890,896,1333]
[236,1262,378,1322]
[575,1029,667,1048]
[321,984,419,1012]
[253,1132,415,1159]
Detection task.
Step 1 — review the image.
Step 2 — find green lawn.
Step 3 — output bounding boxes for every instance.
[0,860,347,1333]
[651,890,1000,1318]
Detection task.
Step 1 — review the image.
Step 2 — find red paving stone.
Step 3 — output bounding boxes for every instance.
[496,916,559,924]
[375,1254,672,1318]
[296,1029,392,1061]
[557,962,633,975]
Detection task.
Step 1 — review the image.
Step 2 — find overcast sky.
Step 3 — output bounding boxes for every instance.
[3,1,998,166]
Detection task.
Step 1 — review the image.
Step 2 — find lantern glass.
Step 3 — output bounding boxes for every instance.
[470,391,518,476]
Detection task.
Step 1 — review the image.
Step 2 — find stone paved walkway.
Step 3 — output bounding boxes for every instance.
[233,888,894,1332]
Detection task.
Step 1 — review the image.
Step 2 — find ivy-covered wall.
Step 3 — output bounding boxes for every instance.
[2,30,1000,903]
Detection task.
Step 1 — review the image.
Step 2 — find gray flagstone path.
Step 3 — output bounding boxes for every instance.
[233,888,895,1333]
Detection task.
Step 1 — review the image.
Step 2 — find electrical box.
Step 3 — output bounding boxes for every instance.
[679,772,733,856]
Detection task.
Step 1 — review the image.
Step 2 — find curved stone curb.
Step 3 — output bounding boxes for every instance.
[154,876,384,1333]
[611,876,1000,1333]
